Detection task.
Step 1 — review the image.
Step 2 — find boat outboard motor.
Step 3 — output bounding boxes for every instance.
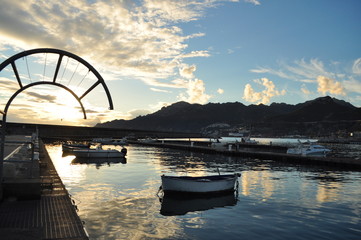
[121,147,127,156]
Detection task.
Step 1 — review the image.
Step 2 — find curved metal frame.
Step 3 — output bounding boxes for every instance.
[0,48,114,186]
[0,48,114,114]
[4,82,87,119]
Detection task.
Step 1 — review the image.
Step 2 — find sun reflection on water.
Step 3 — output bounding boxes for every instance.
[74,189,184,240]
[45,144,87,189]
[240,171,275,200]
[44,144,361,240]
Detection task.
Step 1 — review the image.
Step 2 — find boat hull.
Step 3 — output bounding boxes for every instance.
[72,149,125,158]
[72,157,126,165]
[287,144,331,157]
[161,174,240,194]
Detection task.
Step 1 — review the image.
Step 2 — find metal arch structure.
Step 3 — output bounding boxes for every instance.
[0,48,114,113]
[0,48,114,185]
[3,82,87,119]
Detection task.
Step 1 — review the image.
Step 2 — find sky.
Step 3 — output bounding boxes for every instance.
[0,0,360,126]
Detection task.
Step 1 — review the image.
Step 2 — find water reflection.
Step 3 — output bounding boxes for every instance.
[306,172,347,203]
[46,144,87,187]
[316,181,342,203]
[241,171,276,200]
[159,192,238,216]
[71,157,127,168]
[45,144,361,240]
[78,194,181,240]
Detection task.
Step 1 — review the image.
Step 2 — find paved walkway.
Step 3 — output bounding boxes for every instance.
[0,138,88,240]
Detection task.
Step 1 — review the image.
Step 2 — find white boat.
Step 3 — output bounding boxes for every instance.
[62,142,90,152]
[287,141,331,157]
[210,138,227,149]
[161,174,241,194]
[92,138,127,145]
[72,146,127,158]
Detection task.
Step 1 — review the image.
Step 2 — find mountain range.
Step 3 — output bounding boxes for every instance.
[96,96,361,136]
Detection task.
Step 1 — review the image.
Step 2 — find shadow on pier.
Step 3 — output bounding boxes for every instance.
[0,136,88,240]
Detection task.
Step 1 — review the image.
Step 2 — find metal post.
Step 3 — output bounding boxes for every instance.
[0,113,6,195]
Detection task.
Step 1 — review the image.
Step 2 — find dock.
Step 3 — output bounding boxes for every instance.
[0,136,88,240]
[130,140,361,169]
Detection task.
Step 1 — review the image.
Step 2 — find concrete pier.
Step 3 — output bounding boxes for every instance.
[130,140,361,169]
[0,136,88,240]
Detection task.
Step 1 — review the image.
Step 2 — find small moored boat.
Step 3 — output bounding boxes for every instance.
[71,157,127,165]
[161,173,241,194]
[72,145,127,158]
[92,137,127,145]
[62,142,90,152]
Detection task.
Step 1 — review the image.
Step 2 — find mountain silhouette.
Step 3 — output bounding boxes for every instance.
[96,96,361,135]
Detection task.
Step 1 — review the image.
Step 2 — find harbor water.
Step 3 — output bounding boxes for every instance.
[45,142,361,240]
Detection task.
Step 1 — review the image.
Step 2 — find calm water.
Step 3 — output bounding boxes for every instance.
[46,143,361,240]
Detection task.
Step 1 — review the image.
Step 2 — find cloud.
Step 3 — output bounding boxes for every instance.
[150,88,171,93]
[343,78,361,94]
[178,78,211,104]
[0,78,89,124]
[227,49,234,54]
[0,0,212,85]
[128,109,152,118]
[316,76,346,96]
[217,88,224,94]
[352,58,361,75]
[179,65,196,79]
[250,58,361,99]
[2,0,291,123]
[243,78,286,104]
[0,0,226,122]
[251,58,329,82]
[26,91,57,103]
[142,0,216,23]
[301,84,312,95]
[179,50,210,59]
[0,78,20,93]
[149,101,171,110]
[244,0,261,5]
[250,67,294,81]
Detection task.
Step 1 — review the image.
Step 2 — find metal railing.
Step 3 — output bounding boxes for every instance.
[2,140,38,179]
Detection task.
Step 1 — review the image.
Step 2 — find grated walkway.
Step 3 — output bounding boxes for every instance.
[0,196,86,239]
[0,139,88,240]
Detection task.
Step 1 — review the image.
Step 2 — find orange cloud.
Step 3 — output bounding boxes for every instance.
[316,76,345,96]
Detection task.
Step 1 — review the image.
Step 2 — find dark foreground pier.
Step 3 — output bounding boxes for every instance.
[130,139,361,169]
[0,137,88,240]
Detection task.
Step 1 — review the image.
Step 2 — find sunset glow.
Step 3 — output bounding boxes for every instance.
[0,0,360,126]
